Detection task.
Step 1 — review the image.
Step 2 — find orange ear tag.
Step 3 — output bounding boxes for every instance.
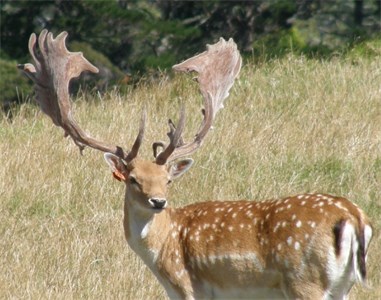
[112,170,126,181]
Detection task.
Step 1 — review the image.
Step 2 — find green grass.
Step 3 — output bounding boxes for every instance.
[1,54,380,299]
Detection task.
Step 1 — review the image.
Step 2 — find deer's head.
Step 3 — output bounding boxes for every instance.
[104,155,193,212]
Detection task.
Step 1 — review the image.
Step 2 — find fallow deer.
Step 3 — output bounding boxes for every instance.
[19,30,372,300]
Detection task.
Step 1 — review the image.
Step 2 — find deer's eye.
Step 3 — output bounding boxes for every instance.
[167,180,172,185]
[129,176,139,186]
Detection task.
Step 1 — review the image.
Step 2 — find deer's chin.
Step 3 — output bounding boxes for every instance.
[148,203,167,213]
[151,207,166,213]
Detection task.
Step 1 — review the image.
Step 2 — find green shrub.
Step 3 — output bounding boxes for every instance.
[346,37,381,60]
[251,28,307,58]
[0,58,33,105]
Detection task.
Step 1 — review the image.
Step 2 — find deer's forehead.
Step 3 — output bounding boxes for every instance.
[128,159,168,178]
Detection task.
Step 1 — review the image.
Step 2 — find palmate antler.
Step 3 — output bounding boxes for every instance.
[17,29,144,162]
[18,30,241,164]
[154,38,242,165]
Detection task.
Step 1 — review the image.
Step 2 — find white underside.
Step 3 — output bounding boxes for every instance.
[197,285,286,300]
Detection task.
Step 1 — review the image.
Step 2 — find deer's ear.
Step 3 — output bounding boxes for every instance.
[168,158,194,180]
[104,153,128,181]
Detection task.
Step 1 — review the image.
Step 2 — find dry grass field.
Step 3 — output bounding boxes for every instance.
[1,54,380,299]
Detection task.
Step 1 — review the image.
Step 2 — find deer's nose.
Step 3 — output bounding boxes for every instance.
[148,198,167,209]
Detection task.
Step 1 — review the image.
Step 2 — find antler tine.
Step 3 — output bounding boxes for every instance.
[155,107,186,165]
[152,118,185,159]
[154,38,241,164]
[125,110,146,162]
[18,30,144,161]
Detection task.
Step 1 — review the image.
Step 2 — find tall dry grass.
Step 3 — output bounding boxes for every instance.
[1,54,380,299]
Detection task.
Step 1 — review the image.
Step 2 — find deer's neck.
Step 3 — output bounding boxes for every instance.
[123,199,173,267]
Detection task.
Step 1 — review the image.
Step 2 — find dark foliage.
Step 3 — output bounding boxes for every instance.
[1,0,380,107]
